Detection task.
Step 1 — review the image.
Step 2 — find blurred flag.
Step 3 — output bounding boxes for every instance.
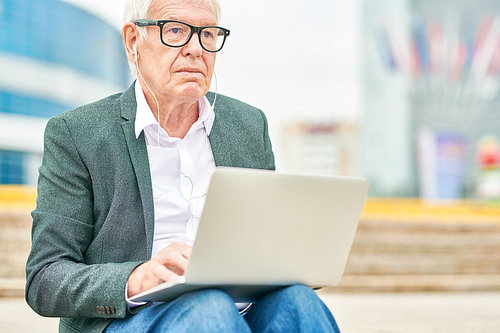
[379,28,398,71]
[448,40,468,82]
[410,23,428,77]
[488,38,500,75]
[427,21,444,75]
[382,20,412,75]
[470,15,494,78]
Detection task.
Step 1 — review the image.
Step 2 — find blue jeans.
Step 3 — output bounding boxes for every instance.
[105,285,340,332]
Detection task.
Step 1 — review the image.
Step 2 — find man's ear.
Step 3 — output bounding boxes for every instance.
[122,22,138,63]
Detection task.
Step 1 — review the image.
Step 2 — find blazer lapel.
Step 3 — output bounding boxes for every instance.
[208,118,233,167]
[120,85,155,257]
[206,92,233,167]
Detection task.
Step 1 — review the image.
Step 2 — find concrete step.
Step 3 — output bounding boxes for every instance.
[331,274,500,292]
[0,278,24,298]
[0,210,32,279]
[1,206,500,295]
[345,219,500,276]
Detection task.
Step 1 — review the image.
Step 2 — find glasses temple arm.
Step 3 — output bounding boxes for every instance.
[134,19,158,27]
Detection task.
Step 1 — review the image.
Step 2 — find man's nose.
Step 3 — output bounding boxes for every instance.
[182,33,203,56]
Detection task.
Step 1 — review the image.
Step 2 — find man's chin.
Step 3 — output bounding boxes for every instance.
[176,83,210,100]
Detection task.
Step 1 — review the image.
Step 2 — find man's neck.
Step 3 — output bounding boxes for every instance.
[141,84,200,139]
[158,102,199,139]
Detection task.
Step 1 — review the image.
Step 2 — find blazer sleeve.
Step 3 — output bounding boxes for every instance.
[25,116,145,319]
[261,109,276,171]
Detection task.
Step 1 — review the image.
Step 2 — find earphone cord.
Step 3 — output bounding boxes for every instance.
[135,51,217,219]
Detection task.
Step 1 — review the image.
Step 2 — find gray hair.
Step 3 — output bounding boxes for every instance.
[123,0,221,75]
[123,0,221,47]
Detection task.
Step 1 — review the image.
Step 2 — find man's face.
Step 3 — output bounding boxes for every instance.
[137,0,217,103]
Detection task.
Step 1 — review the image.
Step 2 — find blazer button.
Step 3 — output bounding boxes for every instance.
[110,306,116,314]
[96,306,104,314]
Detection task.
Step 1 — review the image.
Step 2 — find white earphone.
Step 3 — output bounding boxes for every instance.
[133,41,217,219]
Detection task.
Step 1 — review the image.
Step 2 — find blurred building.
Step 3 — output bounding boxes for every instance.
[0,0,130,185]
[281,122,359,176]
[361,0,500,199]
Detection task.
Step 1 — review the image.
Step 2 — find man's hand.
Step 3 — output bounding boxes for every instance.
[127,242,192,298]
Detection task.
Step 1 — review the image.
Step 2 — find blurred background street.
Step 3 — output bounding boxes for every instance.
[2,192,500,332]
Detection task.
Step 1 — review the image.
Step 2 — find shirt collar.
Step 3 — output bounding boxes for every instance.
[134,81,215,139]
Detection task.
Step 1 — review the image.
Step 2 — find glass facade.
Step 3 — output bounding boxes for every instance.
[0,0,130,184]
[0,0,128,88]
[0,150,25,184]
[0,91,68,118]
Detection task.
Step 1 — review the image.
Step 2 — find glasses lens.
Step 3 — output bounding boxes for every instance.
[200,27,226,51]
[162,22,191,46]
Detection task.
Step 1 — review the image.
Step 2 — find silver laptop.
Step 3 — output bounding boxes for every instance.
[130,167,369,303]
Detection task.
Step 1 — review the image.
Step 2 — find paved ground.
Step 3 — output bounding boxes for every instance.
[320,291,500,333]
[2,291,500,332]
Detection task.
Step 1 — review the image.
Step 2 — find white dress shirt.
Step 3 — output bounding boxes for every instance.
[134,81,216,259]
[130,83,250,312]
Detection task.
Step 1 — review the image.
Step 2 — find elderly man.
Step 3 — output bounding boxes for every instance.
[25,0,341,332]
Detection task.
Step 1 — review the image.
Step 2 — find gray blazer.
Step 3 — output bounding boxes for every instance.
[25,83,275,333]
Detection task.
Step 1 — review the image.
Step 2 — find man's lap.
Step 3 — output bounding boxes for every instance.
[105,285,340,333]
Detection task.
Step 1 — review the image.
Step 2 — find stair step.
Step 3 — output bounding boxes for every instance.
[343,219,500,276]
[1,209,500,294]
[0,278,25,297]
[330,274,500,292]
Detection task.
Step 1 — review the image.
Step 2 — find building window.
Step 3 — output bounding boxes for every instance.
[0,150,25,184]
[0,92,69,118]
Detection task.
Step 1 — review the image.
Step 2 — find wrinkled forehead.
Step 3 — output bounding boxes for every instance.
[149,0,217,21]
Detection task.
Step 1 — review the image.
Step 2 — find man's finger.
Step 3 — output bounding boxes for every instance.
[153,264,180,283]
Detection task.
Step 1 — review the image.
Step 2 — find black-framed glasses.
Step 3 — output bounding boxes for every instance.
[134,19,230,53]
